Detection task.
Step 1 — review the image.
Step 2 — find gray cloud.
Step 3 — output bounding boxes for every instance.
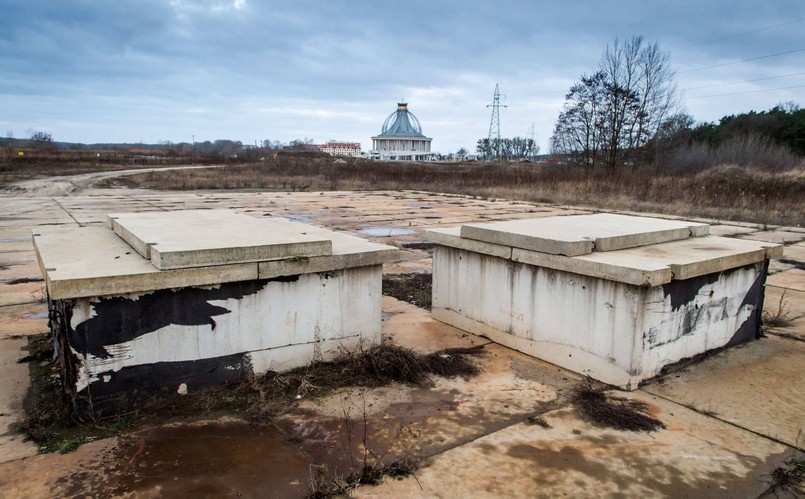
[1,0,803,153]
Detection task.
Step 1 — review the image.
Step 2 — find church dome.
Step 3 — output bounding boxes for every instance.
[378,103,425,137]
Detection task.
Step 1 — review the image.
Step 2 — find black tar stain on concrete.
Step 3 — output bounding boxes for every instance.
[70,276,300,359]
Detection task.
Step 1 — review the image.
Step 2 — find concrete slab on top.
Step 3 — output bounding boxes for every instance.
[107,210,333,270]
[460,213,710,256]
[427,227,780,286]
[34,220,400,299]
[33,226,258,300]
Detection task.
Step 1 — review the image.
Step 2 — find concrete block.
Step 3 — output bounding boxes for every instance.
[430,214,777,389]
[432,245,768,389]
[36,210,397,415]
[461,213,708,256]
[108,210,333,270]
[61,265,383,414]
[424,227,512,259]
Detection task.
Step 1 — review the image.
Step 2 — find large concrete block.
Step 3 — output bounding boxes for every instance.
[35,211,398,414]
[428,214,780,389]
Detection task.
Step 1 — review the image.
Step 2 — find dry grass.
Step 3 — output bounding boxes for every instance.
[572,384,665,432]
[763,289,795,328]
[765,453,805,497]
[104,156,805,226]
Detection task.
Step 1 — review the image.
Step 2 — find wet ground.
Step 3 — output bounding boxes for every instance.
[0,172,803,497]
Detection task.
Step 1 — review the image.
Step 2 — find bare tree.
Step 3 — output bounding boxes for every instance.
[552,36,679,170]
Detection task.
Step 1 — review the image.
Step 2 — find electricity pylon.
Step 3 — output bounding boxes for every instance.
[486,83,506,160]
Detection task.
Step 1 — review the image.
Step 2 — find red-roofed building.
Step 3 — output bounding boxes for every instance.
[314,141,362,157]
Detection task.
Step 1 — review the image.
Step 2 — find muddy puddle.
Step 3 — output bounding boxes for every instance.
[57,421,313,498]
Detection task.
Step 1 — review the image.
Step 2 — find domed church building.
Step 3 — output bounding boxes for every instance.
[370,103,433,161]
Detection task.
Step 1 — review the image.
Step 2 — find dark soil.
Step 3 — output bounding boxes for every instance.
[382,272,432,309]
[571,385,665,432]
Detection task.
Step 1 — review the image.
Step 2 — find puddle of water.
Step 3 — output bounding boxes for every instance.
[283,214,313,223]
[359,227,416,237]
[104,422,312,497]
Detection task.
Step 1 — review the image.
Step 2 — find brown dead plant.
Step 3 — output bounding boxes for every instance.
[763,288,795,328]
[572,380,665,432]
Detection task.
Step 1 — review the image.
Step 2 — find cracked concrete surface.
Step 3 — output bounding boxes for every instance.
[0,172,802,497]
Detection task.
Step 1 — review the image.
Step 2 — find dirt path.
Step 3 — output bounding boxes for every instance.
[2,165,226,197]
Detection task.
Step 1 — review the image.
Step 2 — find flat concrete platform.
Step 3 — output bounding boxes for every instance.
[429,225,781,286]
[0,176,802,498]
[33,219,397,300]
[461,213,710,256]
[108,210,333,269]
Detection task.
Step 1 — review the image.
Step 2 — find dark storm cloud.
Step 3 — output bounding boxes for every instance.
[1,0,803,152]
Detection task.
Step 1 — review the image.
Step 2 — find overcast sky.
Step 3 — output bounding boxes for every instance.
[1,1,803,154]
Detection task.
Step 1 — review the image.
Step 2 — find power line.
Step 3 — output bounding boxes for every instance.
[672,17,805,52]
[685,84,805,99]
[683,71,805,91]
[678,47,805,73]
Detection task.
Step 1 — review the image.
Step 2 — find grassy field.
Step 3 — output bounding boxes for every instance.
[102,156,805,227]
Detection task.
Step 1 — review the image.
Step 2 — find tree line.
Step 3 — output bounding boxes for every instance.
[475,137,539,161]
[549,35,803,172]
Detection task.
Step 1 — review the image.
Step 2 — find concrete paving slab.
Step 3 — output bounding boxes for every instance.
[0,303,48,338]
[0,436,119,497]
[740,230,805,245]
[767,268,805,292]
[382,257,433,274]
[779,242,805,263]
[764,286,805,341]
[273,297,582,477]
[461,213,709,256]
[357,392,791,498]
[0,280,45,307]
[708,224,762,237]
[0,337,38,464]
[765,286,805,320]
[769,258,800,274]
[643,335,805,449]
[0,251,36,269]
[109,210,333,269]
[0,239,36,253]
[0,261,47,284]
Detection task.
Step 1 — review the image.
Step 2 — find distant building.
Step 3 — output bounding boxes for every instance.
[314,141,362,157]
[371,103,433,161]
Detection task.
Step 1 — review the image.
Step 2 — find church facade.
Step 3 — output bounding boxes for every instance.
[370,103,432,161]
